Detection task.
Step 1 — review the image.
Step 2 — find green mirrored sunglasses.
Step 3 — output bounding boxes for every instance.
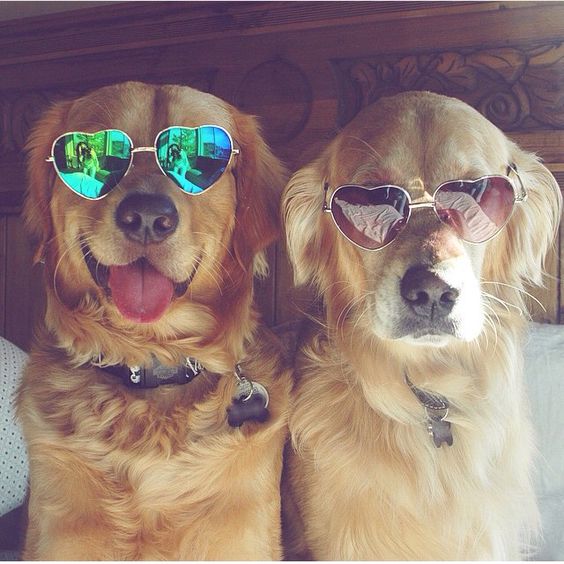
[46,125,239,200]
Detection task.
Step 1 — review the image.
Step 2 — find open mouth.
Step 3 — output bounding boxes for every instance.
[81,241,198,323]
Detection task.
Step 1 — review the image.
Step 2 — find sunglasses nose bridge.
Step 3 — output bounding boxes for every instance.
[410,200,463,237]
[409,201,435,211]
[404,201,437,228]
[129,147,160,172]
[401,202,445,238]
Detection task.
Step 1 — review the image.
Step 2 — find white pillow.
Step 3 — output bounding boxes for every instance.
[524,322,564,560]
[0,337,28,517]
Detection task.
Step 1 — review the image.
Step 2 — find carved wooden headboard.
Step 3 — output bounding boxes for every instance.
[0,1,562,350]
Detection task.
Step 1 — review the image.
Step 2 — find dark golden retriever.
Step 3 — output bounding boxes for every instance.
[18,81,290,560]
[282,91,562,559]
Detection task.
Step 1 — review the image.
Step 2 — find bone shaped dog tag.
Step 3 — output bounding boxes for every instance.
[227,375,270,427]
[428,418,453,448]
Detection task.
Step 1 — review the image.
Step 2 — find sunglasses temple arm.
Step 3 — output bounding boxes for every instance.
[45,157,54,162]
[322,182,331,212]
[507,162,528,202]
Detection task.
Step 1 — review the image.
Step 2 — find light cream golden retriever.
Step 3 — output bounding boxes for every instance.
[282,91,562,560]
[17,81,291,560]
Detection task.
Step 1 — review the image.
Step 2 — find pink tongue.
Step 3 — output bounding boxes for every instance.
[108,260,174,323]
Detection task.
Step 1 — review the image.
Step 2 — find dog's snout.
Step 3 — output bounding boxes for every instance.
[400,265,459,317]
[116,193,179,244]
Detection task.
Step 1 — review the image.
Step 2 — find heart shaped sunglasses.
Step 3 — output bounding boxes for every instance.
[323,164,527,250]
[46,125,239,200]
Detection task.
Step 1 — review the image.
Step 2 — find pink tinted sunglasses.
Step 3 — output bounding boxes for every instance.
[323,164,527,251]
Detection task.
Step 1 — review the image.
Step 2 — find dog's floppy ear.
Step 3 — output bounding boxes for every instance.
[230,111,287,276]
[282,158,331,286]
[23,100,71,265]
[486,145,562,287]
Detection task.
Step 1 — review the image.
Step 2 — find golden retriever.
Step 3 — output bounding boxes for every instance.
[17,81,291,560]
[281,91,562,560]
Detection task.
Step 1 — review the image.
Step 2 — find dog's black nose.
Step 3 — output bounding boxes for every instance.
[116,193,178,244]
[400,265,459,317]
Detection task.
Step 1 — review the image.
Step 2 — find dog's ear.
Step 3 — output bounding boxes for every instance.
[485,145,562,287]
[230,111,287,276]
[282,159,331,286]
[23,100,71,265]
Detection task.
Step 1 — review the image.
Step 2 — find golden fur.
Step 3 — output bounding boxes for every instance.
[281,91,562,560]
[17,82,291,560]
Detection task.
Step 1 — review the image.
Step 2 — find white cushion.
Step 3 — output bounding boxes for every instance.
[0,337,28,517]
[524,322,564,560]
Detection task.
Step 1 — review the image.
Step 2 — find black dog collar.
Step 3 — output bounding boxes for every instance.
[98,356,270,427]
[102,356,203,388]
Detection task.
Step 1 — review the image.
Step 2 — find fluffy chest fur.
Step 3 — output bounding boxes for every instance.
[284,325,538,560]
[19,346,290,560]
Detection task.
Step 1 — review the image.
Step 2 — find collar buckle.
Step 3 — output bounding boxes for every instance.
[105,356,203,388]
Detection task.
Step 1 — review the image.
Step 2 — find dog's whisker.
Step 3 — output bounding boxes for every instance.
[335,293,361,334]
[191,233,235,281]
[51,236,92,305]
[335,290,374,341]
[191,250,230,296]
[38,229,76,254]
[481,291,514,315]
[292,301,329,331]
[481,303,500,350]
[197,263,224,295]
[348,300,373,350]
[323,279,355,293]
[479,292,504,350]
[344,135,384,161]
[481,280,546,313]
[82,99,117,126]
[202,254,231,284]
[193,230,237,265]
[49,214,105,224]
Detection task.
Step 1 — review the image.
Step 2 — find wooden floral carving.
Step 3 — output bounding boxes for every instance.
[333,43,564,131]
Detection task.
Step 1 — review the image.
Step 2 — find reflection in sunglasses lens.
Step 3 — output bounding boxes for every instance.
[156,126,232,193]
[434,177,515,243]
[53,130,132,199]
[331,185,409,250]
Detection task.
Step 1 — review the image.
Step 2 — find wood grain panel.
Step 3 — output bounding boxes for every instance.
[254,245,278,327]
[0,2,527,67]
[4,216,45,350]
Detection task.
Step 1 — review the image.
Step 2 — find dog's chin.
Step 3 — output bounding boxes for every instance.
[81,242,196,324]
[398,332,455,348]
[372,318,483,347]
